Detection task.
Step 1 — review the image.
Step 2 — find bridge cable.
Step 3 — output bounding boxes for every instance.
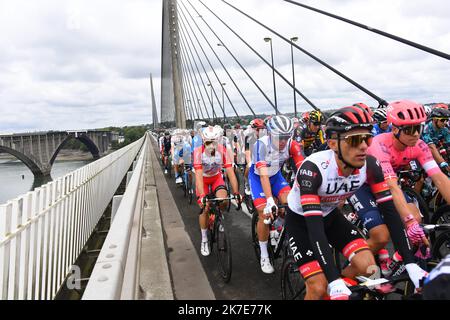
[179,2,256,117]
[179,41,207,120]
[178,22,219,121]
[178,9,240,119]
[284,0,450,61]
[179,52,201,119]
[179,32,218,123]
[196,0,320,113]
[220,0,388,107]
[185,0,277,116]
[178,20,228,122]
[178,33,212,121]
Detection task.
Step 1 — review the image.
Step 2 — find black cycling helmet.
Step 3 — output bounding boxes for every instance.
[430,107,450,119]
[164,131,170,136]
[325,105,373,137]
[326,105,373,169]
[309,110,323,123]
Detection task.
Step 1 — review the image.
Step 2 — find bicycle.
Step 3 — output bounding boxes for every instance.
[182,164,194,204]
[234,163,255,214]
[200,194,241,283]
[251,204,289,270]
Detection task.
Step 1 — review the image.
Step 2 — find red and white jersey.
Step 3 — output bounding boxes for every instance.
[193,143,232,177]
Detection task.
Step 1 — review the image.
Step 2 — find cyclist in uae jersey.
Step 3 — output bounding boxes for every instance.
[250,115,304,274]
[285,105,428,300]
[367,100,450,249]
[193,125,241,257]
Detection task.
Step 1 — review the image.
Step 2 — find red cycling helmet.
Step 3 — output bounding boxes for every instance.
[353,102,374,117]
[433,103,449,110]
[387,100,427,126]
[250,118,265,129]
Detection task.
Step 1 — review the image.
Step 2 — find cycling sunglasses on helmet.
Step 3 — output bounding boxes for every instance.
[340,133,373,148]
[400,124,424,136]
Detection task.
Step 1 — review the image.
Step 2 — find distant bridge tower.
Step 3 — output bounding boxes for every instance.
[150,73,159,128]
[161,0,186,128]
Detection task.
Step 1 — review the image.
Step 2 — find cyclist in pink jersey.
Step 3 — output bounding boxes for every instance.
[194,125,241,256]
[368,100,450,248]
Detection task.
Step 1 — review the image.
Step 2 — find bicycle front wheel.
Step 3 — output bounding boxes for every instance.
[215,217,232,283]
[280,254,306,300]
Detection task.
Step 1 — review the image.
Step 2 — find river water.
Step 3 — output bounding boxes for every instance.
[0,158,92,204]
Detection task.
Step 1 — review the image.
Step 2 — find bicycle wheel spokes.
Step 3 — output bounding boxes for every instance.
[215,218,232,283]
[432,230,450,260]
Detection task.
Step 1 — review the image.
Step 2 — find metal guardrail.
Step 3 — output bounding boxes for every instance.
[82,133,149,300]
[0,136,145,299]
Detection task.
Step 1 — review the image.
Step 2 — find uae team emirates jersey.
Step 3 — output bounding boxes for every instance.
[287,149,392,217]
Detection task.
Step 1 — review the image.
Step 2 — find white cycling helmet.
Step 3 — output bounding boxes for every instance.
[201,125,222,142]
[267,115,294,136]
[373,107,388,123]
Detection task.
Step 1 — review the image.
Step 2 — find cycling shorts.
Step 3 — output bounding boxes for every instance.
[173,148,184,163]
[285,208,369,280]
[248,164,291,209]
[351,183,419,231]
[196,173,226,197]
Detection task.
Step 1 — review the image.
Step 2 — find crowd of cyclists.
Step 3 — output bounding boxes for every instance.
[154,100,450,300]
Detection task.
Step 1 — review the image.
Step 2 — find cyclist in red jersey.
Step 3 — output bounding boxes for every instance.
[194,125,241,256]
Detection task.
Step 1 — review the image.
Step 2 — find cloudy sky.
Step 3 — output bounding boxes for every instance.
[0,0,449,133]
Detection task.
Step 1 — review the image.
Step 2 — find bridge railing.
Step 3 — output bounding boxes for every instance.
[0,135,146,300]
[82,133,150,300]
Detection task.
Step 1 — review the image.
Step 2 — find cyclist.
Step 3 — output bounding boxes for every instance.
[162,131,171,174]
[300,110,326,157]
[421,107,450,174]
[285,105,428,300]
[194,125,241,256]
[300,111,310,129]
[249,115,304,273]
[367,100,450,248]
[172,130,185,184]
[372,107,392,136]
[243,118,266,195]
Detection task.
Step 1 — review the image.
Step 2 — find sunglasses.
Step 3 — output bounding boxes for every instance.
[340,133,373,148]
[311,122,321,126]
[436,118,449,123]
[400,124,424,136]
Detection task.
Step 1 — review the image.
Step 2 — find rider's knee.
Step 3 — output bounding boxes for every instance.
[351,250,376,276]
[306,274,327,298]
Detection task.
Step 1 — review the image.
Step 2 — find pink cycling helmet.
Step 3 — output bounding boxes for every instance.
[387,100,427,126]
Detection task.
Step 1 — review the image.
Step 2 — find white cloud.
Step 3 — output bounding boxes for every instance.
[0,0,449,132]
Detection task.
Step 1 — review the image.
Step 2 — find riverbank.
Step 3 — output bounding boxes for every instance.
[0,149,94,162]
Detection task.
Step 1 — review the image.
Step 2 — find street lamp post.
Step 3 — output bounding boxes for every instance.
[221,82,226,123]
[207,83,213,123]
[264,37,278,114]
[290,36,298,117]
